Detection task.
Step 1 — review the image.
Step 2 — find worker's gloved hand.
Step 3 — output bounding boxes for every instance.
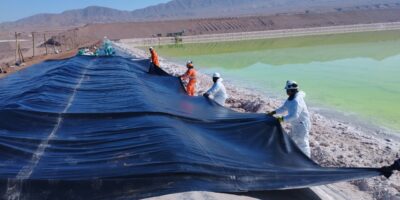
[203,93,210,98]
[380,159,400,178]
[380,166,394,178]
[267,111,276,116]
[275,116,284,123]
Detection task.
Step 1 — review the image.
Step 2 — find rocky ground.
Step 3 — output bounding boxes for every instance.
[116,43,400,200]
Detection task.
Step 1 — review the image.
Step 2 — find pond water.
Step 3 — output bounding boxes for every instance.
[152,30,400,131]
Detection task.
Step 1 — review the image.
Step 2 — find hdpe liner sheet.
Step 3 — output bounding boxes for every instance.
[0,56,382,199]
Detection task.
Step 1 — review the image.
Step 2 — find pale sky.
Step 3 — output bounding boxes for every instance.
[0,0,171,23]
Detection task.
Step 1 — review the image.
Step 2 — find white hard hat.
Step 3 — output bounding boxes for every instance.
[149,47,153,50]
[186,60,194,68]
[285,80,298,90]
[213,72,221,78]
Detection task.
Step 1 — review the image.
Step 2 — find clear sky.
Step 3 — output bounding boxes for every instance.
[0,0,171,23]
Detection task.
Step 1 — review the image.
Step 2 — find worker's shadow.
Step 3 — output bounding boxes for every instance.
[228,188,321,200]
[147,63,169,76]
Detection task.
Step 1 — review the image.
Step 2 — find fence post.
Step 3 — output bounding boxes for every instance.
[18,42,24,63]
[32,32,35,57]
[44,33,48,55]
[15,32,18,64]
[52,35,58,54]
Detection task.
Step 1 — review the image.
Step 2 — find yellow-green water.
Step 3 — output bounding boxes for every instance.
[152,30,400,131]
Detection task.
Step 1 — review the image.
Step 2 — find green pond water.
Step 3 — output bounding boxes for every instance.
[152,30,400,132]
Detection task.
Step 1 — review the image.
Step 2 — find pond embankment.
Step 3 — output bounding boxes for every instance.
[116,42,400,200]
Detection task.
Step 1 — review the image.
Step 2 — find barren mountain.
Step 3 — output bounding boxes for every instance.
[0,6,134,31]
[1,0,400,31]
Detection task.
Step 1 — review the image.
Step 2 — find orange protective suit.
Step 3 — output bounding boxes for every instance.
[181,68,197,96]
[150,50,160,67]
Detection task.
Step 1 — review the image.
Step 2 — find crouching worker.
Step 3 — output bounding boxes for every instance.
[102,37,115,56]
[203,73,228,106]
[149,47,160,68]
[180,61,197,96]
[268,80,311,157]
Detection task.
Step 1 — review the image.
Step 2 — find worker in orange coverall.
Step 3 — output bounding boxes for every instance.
[149,47,160,67]
[180,61,197,96]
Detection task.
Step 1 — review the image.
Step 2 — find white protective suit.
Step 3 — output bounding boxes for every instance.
[205,78,228,106]
[275,91,311,157]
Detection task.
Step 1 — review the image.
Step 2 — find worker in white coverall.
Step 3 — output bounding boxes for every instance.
[268,80,312,157]
[203,73,228,106]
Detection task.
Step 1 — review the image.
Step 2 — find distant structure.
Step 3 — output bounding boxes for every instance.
[166,30,185,37]
[153,30,186,38]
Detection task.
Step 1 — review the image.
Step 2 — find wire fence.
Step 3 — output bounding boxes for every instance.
[0,28,100,75]
[121,22,400,47]
[11,30,80,64]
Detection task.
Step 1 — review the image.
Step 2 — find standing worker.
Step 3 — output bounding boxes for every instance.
[203,72,228,106]
[103,36,114,56]
[149,47,160,68]
[180,61,197,96]
[267,80,311,157]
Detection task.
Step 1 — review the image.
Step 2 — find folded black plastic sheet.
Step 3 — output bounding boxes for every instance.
[0,56,382,199]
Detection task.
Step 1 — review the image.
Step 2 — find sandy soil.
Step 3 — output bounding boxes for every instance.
[74,8,400,41]
[0,38,101,79]
[116,43,400,200]
[0,30,98,74]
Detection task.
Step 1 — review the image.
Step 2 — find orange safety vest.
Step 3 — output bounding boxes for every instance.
[151,51,160,67]
[182,68,196,96]
[182,68,197,83]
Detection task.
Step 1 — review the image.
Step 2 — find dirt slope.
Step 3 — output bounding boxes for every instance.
[75,8,400,40]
